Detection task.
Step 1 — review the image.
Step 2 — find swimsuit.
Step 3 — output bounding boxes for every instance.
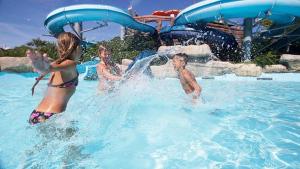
[29,110,57,125]
[48,72,79,88]
[29,72,79,125]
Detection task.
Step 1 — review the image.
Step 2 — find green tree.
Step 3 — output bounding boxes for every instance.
[0,45,31,57]
[26,38,57,59]
[1,32,159,63]
[94,33,159,63]
[254,51,280,67]
[81,43,98,62]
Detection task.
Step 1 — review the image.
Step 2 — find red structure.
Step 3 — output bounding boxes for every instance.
[133,9,180,32]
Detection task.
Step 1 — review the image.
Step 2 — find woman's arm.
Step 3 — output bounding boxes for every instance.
[49,60,76,72]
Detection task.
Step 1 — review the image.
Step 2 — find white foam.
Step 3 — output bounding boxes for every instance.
[197,73,300,82]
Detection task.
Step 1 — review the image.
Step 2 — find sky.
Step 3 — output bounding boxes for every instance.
[0,0,199,48]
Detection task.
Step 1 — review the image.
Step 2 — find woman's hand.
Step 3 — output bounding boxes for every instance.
[26,50,50,75]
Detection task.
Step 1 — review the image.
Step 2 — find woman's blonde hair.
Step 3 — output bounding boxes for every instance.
[55,32,80,64]
[31,32,80,95]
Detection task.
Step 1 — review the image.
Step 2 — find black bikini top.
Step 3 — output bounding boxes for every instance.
[48,72,79,88]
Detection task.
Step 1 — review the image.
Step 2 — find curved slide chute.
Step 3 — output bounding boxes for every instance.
[44,4,156,35]
[175,0,300,26]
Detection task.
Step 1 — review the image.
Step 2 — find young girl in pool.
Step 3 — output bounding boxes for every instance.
[96,45,122,91]
[26,32,83,125]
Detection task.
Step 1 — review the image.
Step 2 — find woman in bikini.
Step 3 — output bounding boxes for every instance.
[96,45,122,91]
[26,32,83,125]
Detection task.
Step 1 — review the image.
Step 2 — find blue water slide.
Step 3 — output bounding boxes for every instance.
[44,4,156,35]
[175,0,300,26]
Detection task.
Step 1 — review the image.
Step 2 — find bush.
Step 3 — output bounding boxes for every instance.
[0,45,31,57]
[95,34,159,63]
[251,37,281,67]
[26,38,58,59]
[0,39,57,59]
[81,43,98,62]
[254,51,280,67]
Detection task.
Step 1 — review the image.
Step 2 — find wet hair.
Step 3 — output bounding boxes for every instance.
[174,53,188,65]
[98,45,110,57]
[98,45,115,66]
[55,32,80,64]
[31,32,80,95]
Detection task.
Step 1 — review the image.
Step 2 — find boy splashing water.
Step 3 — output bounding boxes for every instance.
[172,53,202,100]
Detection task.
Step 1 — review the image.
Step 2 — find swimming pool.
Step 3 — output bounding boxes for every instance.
[0,72,299,168]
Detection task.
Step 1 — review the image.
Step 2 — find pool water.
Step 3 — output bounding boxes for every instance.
[0,72,300,169]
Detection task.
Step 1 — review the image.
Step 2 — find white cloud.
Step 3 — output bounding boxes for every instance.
[0,21,49,47]
[0,20,120,47]
[0,22,32,39]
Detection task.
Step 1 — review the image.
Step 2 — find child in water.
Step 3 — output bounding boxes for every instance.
[96,45,122,91]
[172,53,202,100]
[26,32,83,124]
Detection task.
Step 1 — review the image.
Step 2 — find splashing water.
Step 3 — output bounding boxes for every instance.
[129,0,142,8]
[124,54,160,78]
[161,25,241,61]
[1,65,300,168]
[1,74,300,168]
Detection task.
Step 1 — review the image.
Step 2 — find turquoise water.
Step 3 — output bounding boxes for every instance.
[0,72,300,168]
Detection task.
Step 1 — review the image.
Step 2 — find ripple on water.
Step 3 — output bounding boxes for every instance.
[237,117,270,131]
[1,73,300,168]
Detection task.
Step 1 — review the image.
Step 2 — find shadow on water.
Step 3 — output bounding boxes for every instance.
[20,120,91,168]
[0,159,4,169]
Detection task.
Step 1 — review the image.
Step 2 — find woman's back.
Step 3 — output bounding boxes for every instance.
[36,60,78,113]
[27,32,82,124]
